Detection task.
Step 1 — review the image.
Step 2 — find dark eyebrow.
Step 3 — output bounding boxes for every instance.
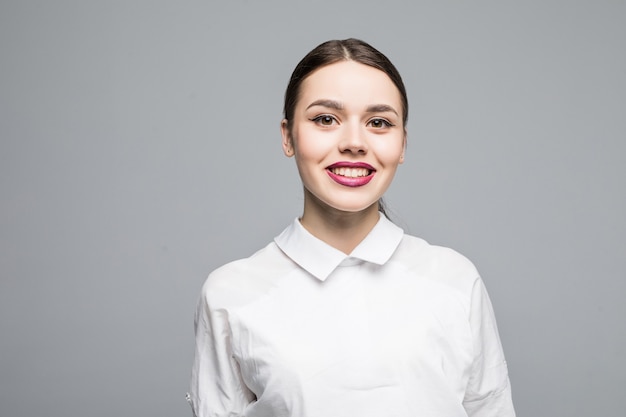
[366,104,399,116]
[306,99,344,111]
[305,100,399,117]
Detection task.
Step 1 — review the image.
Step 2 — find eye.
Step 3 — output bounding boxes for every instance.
[367,118,394,129]
[311,115,337,126]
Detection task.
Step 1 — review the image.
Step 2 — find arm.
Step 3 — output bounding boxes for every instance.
[188,284,255,417]
[462,278,516,417]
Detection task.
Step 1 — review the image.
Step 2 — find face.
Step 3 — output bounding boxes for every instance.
[281,60,406,214]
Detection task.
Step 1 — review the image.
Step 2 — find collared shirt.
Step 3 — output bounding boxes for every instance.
[189,215,515,417]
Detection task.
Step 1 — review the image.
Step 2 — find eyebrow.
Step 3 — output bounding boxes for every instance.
[306,99,343,111]
[306,99,398,117]
[365,104,399,117]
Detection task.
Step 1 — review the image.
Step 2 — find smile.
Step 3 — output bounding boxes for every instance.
[329,167,371,178]
[326,162,375,187]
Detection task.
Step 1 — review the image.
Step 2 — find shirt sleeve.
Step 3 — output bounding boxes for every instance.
[188,285,255,417]
[462,278,516,417]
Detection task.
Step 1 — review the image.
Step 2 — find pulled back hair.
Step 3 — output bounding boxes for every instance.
[283,38,408,219]
[283,38,408,131]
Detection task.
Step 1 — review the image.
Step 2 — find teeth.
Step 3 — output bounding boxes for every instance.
[331,167,370,177]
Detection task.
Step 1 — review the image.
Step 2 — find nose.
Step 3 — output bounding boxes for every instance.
[339,123,368,155]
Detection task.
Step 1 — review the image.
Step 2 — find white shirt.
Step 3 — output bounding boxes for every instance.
[189,215,515,417]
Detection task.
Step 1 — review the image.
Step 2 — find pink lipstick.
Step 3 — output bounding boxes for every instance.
[326,162,376,187]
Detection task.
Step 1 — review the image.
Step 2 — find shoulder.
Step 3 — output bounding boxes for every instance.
[392,234,480,294]
[200,242,295,309]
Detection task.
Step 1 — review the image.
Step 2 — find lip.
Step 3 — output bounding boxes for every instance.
[326,161,376,187]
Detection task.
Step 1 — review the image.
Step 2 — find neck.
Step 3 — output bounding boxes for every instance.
[299,191,382,255]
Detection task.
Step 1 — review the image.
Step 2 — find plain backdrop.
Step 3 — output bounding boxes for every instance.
[1,1,624,416]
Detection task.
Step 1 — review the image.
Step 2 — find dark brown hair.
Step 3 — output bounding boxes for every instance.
[283,38,408,131]
[283,39,408,219]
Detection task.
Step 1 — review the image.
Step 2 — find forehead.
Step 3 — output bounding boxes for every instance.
[298,61,402,110]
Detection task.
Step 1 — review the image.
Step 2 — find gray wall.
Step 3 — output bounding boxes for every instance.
[1,1,624,416]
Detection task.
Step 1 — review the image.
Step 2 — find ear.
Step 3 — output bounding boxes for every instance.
[281,119,294,157]
[398,133,407,164]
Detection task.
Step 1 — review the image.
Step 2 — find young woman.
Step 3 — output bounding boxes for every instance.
[189,38,515,417]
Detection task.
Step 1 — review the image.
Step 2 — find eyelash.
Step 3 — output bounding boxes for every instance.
[310,115,395,128]
[311,115,338,126]
[367,118,394,128]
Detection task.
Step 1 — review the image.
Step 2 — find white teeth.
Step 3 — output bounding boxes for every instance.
[331,167,370,177]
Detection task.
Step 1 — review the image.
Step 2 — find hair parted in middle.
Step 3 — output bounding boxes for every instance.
[282,38,408,132]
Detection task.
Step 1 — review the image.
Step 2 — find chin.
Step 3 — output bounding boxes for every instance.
[304,186,383,215]
[322,199,381,214]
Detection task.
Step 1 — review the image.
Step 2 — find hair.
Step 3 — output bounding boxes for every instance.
[283,38,408,219]
[283,38,408,130]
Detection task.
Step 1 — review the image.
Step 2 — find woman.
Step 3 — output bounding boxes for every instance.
[189,38,515,417]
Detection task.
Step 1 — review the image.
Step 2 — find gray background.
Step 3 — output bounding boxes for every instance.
[1,1,624,416]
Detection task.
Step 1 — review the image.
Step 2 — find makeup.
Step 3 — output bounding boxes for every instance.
[326,162,375,187]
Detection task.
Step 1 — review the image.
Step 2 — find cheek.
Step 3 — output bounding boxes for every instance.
[374,138,405,164]
[292,128,328,162]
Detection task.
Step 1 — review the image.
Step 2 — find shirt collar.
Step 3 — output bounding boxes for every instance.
[274,213,404,281]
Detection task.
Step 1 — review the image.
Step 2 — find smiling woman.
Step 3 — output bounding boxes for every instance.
[281,60,406,246]
[188,39,516,417]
